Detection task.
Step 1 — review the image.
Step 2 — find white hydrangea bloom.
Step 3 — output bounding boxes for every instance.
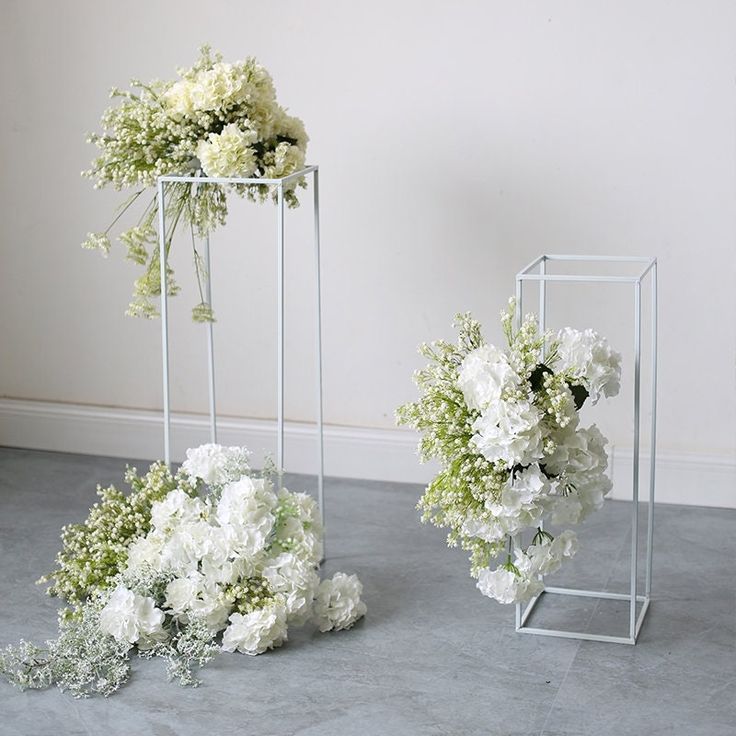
[462,465,549,543]
[262,552,320,625]
[547,493,585,526]
[458,344,520,412]
[556,327,622,404]
[504,464,550,509]
[576,474,613,519]
[461,516,512,544]
[150,488,206,531]
[196,123,258,178]
[158,520,217,576]
[126,532,166,573]
[221,605,288,655]
[313,573,367,633]
[273,512,323,564]
[187,578,231,632]
[165,574,201,616]
[471,399,544,468]
[181,443,251,487]
[99,586,166,644]
[162,79,195,117]
[476,564,543,605]
[526,530,579,576]
[553,529,579,558]
[216,478,276,556]
[544,423,609,477]
[165,571,230,631]
[263,140,306,180]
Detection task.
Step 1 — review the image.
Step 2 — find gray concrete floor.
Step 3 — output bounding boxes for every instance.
[0,446,734,736]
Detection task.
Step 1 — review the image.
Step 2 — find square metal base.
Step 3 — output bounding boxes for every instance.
[516,586,651,645]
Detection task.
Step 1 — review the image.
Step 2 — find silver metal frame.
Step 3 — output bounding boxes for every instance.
[514,254,657,645]
[156,166,325,533]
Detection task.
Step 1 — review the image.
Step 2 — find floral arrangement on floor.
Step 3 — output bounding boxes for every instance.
[397,299,621,604]
[0,445,365,697]
[82,46,309,322]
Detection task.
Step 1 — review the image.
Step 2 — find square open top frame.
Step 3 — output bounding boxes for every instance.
[513,255,657,645]
[156,166,325,544]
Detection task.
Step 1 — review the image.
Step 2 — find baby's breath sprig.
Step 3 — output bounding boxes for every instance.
[82,46,309,321]
[38,463,197,610]
[398,312,513,575]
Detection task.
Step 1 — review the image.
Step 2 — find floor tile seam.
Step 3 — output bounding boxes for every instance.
[536,507,634,735]
[535,635,582,736]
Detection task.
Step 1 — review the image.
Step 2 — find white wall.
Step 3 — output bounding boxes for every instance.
[0,1,734,501]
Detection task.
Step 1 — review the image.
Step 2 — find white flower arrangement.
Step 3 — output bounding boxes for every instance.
[397,300,621,605]
[0,444,365,697]
[81,46,309,322]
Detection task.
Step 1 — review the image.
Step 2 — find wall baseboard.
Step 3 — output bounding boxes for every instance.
[0,398,733,508]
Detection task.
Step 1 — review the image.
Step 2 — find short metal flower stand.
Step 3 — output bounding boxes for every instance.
[514,255,657,644]
[156,166,325,531]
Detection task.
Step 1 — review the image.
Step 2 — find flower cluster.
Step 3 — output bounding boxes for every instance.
[82,46,309,321]
[2,444,365,697]
[397,300,621,604]
[38,461,193,611]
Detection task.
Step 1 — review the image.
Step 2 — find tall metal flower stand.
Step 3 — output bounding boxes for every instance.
[156,166,325,534]
[514,255,657,644]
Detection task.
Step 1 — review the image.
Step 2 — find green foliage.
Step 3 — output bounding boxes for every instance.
[397,301,574,576]
[397,312,511,574]
[83,46,308,321]
[38,463,197,609]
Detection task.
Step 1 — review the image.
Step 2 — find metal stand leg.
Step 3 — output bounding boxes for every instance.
[512,255,656,645]
[631,280,642,639]
[646,263,658,597]
[203,234,217,444]
[276,185,285,489]
[313,169,325,542]
[158,180,171,467]
[155,169,324,539]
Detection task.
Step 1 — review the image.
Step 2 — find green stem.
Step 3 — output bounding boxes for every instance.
[104,189,145,234]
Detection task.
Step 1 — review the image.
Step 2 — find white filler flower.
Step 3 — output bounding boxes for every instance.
[313,573,367,633]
